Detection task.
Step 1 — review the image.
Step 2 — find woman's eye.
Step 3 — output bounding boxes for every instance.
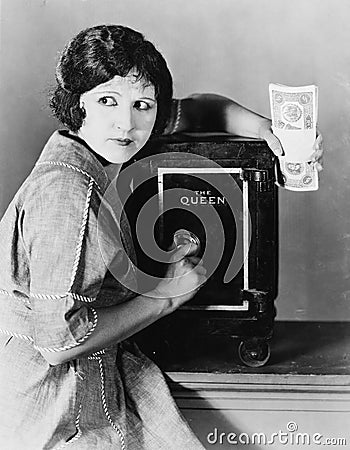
[134,101,152,111]
[98,96,117,106]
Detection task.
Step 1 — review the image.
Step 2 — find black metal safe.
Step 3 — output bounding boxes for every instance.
[122,134,278,367]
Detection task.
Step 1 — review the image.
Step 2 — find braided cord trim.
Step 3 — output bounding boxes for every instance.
[30,292,67,300]
[97,357,126,450]
[1,289,96,303]
[1,307,98,353]
[88,349,106,360]
[2,169,100,354]
[0,289,15,297]
[69,292,96,303]
[35,161,102,191]
[69,178,94,291]
[172,98,182,133]
[55,404,83,449]
[30,292,96,303]
[0,328,34,343]
[0,306,97,351]
[34,307,98,353]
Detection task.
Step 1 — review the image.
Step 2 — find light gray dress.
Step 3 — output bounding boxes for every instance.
[0,131,204,449]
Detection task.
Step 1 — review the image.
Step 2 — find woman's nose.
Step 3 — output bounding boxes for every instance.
[114,105,135,132]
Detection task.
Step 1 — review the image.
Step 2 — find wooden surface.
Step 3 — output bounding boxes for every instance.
[160,321,350,449]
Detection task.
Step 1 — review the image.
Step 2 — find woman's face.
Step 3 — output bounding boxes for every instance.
[78,73,158,164]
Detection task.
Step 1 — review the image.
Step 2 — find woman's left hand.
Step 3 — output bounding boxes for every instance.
[261,124,324,172]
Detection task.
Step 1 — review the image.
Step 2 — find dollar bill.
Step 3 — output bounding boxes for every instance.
[270,84,317,131]
[269,83,319,191]
[276,158,318,192]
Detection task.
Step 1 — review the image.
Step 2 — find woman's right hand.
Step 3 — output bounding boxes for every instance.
[151,242,207,313]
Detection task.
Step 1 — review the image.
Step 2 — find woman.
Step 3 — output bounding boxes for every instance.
[0,25,323,449]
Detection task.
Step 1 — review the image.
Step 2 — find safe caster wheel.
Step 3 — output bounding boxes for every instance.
[238,340,271,367]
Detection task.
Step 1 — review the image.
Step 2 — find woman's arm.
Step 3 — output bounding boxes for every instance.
[166,93,324,169]
[23,168,206,366]
[165,93,284,157]
[41,244,206,365]
[41,291,169,365]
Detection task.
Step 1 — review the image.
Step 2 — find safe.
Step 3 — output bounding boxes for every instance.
[122,134,278,367]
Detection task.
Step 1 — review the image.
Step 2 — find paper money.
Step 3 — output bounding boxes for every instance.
[276,159,318,192]
[269,83,319,191]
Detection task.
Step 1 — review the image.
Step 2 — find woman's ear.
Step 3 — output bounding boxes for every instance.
[79,99,87,126]
[80,99,86,113]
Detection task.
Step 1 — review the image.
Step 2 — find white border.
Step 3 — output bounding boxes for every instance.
[158,167,249,312]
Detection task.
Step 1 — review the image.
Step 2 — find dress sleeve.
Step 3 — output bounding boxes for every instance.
[21,168,112,352]
[163,94,231,135]
[163,96,202,135]
[163,98,182,134]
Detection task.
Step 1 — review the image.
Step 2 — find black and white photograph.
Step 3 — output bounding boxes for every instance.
[0,0,348,449]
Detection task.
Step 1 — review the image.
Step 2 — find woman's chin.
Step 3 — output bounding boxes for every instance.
[104,143,141,164]
[108,154,133,165]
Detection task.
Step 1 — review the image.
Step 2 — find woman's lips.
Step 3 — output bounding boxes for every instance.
[110,138,133,146]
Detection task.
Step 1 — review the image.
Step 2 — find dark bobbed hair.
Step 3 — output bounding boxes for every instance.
[50,25,173,135]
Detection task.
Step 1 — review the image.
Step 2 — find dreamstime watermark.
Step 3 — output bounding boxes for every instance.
[96,151,252,296]
[206,422,347,446]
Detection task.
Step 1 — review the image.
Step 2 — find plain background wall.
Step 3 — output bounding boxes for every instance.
[0,0,349,321]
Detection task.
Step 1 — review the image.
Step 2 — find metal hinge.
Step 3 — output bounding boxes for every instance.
[241,289,269,313]
[240,169,274,192]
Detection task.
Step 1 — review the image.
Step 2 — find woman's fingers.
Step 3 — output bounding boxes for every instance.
[185,256,202,265]
[260,126,284,157]
[311,148,323,161]
[310,134,324,172]
[182,256,206,274]
[170,242,199,262]
[266,131,284,157]
[192,264,207,276]
[311,133,324,158]
[314,132,323,148]
[315,162,323,172]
